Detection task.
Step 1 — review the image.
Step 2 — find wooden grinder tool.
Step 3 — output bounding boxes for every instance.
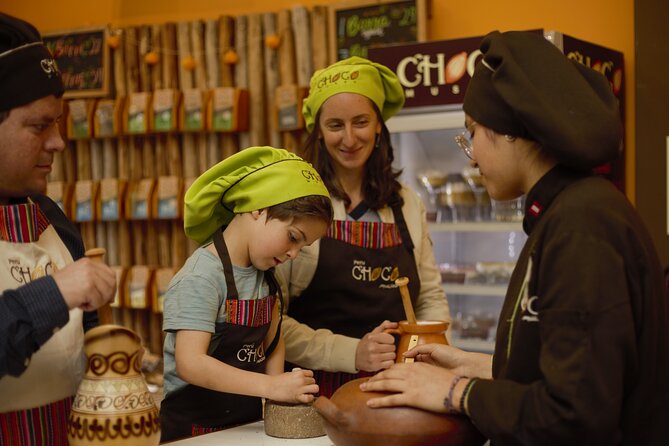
[85,247,114,325]
[395,276,417,324]
[395,276,418,363]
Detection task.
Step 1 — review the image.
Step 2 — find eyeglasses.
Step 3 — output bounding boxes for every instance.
[454,122,477,160]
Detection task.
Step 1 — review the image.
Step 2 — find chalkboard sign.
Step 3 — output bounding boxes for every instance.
[43,27,110,98]
[329,0,427,62]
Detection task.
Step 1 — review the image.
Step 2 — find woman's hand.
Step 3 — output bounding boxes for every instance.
[267,368,319,404]
[404,343,493,379]
[355,320,398,372]
[360,362,459,413]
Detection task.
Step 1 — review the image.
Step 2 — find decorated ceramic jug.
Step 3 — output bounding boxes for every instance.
[67,324,160,445]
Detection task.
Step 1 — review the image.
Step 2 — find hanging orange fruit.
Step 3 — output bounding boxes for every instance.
[182,55,196,70]
[107,34,121,49]
[144,51,160,65]
[223,49,239,65]
[265,34,280,49]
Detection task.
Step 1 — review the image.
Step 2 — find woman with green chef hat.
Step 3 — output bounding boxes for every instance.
[274,57,451,397]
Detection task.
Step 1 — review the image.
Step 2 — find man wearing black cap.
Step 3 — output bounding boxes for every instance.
[0,13,116,445]
[362,30,669,445]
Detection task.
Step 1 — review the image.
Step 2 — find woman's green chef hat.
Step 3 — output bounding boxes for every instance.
[302,56,405,133]
[463,30,623,171]
[184,146,330,244]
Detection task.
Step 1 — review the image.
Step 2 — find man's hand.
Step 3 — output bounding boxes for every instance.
[52,257,116,311]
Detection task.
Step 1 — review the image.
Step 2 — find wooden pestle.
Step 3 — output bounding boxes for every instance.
[395,276,417,324]
[85,247,114,325]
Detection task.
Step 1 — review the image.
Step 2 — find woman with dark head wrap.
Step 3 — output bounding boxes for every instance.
[362,30,669,446]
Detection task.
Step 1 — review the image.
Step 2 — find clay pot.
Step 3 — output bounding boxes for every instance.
[67,324,160,445]
[313,320,485,446]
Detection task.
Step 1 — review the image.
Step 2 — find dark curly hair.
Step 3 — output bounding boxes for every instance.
[300,102,403,210]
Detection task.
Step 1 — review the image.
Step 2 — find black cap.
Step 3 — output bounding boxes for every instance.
[463,30,623,171]
[0,13,64,112]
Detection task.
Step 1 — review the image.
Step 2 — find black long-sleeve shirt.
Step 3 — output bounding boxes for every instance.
[0,195,98,378]
[467,167,669,446]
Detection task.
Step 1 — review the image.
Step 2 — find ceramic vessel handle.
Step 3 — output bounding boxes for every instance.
[85,248,113,325]
[395,277,417,324]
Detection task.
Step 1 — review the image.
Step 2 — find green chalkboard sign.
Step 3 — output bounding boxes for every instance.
[43,27,110,98]
[329,0,427,62]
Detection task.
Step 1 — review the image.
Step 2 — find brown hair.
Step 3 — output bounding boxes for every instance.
[301,102,402,210]
[266,194,333,226]
[0,110,8,124]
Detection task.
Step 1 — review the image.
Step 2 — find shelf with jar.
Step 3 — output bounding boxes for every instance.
[432,228,523,353]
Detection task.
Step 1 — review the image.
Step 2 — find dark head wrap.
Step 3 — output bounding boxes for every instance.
[463,30,623,170]
[0,13,64,113]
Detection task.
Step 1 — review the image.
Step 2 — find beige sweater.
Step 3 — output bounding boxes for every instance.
[274,185,450,373]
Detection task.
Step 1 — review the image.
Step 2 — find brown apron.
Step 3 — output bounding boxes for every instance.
[160,228,282,442]
[288,196,420,397]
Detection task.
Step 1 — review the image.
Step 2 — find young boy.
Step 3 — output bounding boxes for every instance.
[160,146,333,442]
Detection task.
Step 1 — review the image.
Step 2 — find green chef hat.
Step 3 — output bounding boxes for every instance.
[463,31,623,171]
[184,146,330,244]
[302,56,405,133]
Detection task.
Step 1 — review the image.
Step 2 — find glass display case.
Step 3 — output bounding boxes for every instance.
[387,107,527,353]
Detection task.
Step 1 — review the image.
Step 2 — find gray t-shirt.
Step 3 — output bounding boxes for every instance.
[162,245,268,396]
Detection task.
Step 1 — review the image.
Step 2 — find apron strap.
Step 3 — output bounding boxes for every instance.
[263,269,283,358]
[213,227,239,300]
[389,193,415,252]
[213,226,282,358]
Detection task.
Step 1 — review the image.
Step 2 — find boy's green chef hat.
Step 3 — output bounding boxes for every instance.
[302,56,405,133]
[184,146,330,244]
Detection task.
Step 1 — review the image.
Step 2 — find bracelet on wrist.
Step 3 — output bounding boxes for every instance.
[444,375,464,414]
[459,377,478,415]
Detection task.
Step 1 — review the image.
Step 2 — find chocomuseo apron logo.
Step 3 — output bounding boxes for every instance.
[351,259,400,288]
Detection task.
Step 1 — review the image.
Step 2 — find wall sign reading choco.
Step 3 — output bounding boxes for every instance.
[43,27,110,98]
[368,30,626,189]
[367,35,484,109]
[329,0,428,62]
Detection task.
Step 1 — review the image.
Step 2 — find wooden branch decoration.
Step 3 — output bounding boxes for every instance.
[176,21,194,90]
[124,26,140,95]
[138,25,152,92]
[277,9,300,152]
[219,15,239,160]
[235,15,250,149]
[112,27,127,97]
[150,24,163,90]
[291,6,313,88]
[247,14,266,146]
[263,12,280,148]
[311,5,329,71]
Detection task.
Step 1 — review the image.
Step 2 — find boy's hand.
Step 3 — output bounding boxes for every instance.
[268,368,319,403]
